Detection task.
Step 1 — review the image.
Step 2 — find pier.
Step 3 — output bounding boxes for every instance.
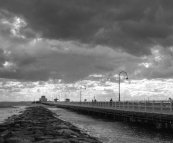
[43,100,173,130]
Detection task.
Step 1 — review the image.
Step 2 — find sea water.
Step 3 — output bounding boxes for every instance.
[0,106,26,123]
[50,107,173,143]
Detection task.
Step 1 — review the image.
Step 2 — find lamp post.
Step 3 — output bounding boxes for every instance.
[79,85,86,102]
[80,87,82,102]
[57,93,60,102]
[119,71,128,102]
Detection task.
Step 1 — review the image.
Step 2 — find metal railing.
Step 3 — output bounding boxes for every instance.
[48,100,173,114]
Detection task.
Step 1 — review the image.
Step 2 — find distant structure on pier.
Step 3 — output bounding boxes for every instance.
[39,95,47,102]
[65,98,70,102]
[54,98,58,102]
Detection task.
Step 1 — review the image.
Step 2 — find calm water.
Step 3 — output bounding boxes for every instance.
[1,106,173,143]
[0,106,26,123]
[49,107,173,143]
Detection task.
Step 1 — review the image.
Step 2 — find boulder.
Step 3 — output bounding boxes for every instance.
[55,125,69,129]
[58,129,80,137]
[5,136,33,143]
[0,137,4,143]
[0,130,12,139]
[35,138,71,143]
[35,135,55,141]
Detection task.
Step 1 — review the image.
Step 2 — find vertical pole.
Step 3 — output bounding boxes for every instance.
[161,101,163,113]
[53,95,55,106]
[80,87,81,103]
[119,74,120,102]
[145,101,147,112]
[170,99,172,114]
[152,101,155,113]
[118,71,128,102]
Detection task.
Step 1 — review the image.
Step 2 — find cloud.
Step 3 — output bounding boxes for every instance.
[1,0,173,93]
[0,19,144,83]
[0,0,173,56]
[131,46,173,79]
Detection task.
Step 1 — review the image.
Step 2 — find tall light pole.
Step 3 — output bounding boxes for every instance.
[58,93,61,101]
[79,85,86,102]
[80,87,82,102]
[119,71,128,102]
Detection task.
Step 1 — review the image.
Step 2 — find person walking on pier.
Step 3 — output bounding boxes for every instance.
[110,98,113,107]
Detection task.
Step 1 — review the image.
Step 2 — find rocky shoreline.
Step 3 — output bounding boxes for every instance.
[0,106,102,143]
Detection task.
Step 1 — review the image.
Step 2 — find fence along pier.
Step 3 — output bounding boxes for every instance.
[43,100,173,130]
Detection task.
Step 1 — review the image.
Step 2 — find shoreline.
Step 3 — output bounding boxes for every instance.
[0,105,17,108]
[0,106,102,143]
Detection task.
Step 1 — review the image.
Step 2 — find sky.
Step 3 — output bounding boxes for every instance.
[0,0,173,101]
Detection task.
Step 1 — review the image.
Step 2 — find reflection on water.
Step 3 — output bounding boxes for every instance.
[50,107,173,143]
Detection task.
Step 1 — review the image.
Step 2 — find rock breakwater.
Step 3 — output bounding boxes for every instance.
[0,106,102,143]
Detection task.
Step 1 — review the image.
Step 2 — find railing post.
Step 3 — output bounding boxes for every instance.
[123,101,124,109]
[138,101,140,111]
[152,100,155,113]
[133,101,135,111]
[119,101,120,109]
[170,100,172,114]
[161,101,163,113]
[145,101,147,112]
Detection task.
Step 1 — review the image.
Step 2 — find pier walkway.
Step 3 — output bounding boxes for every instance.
[43,100,173,129]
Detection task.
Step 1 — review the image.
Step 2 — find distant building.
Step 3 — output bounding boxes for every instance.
[54,98,58,102]
[65,98,70,102]
[39,96,47,102]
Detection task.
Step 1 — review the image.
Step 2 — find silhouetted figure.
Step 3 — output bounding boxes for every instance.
[169,98,172,104]
[110,98,113,107]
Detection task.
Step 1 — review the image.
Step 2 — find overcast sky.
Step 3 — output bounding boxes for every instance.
[0,0,173,101]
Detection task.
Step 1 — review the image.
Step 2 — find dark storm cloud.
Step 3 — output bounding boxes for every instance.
[10,51,37,67]
[0,49,6,67]
[0,68,49,81]
[1,0,173,56]
[94,63,114,71]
